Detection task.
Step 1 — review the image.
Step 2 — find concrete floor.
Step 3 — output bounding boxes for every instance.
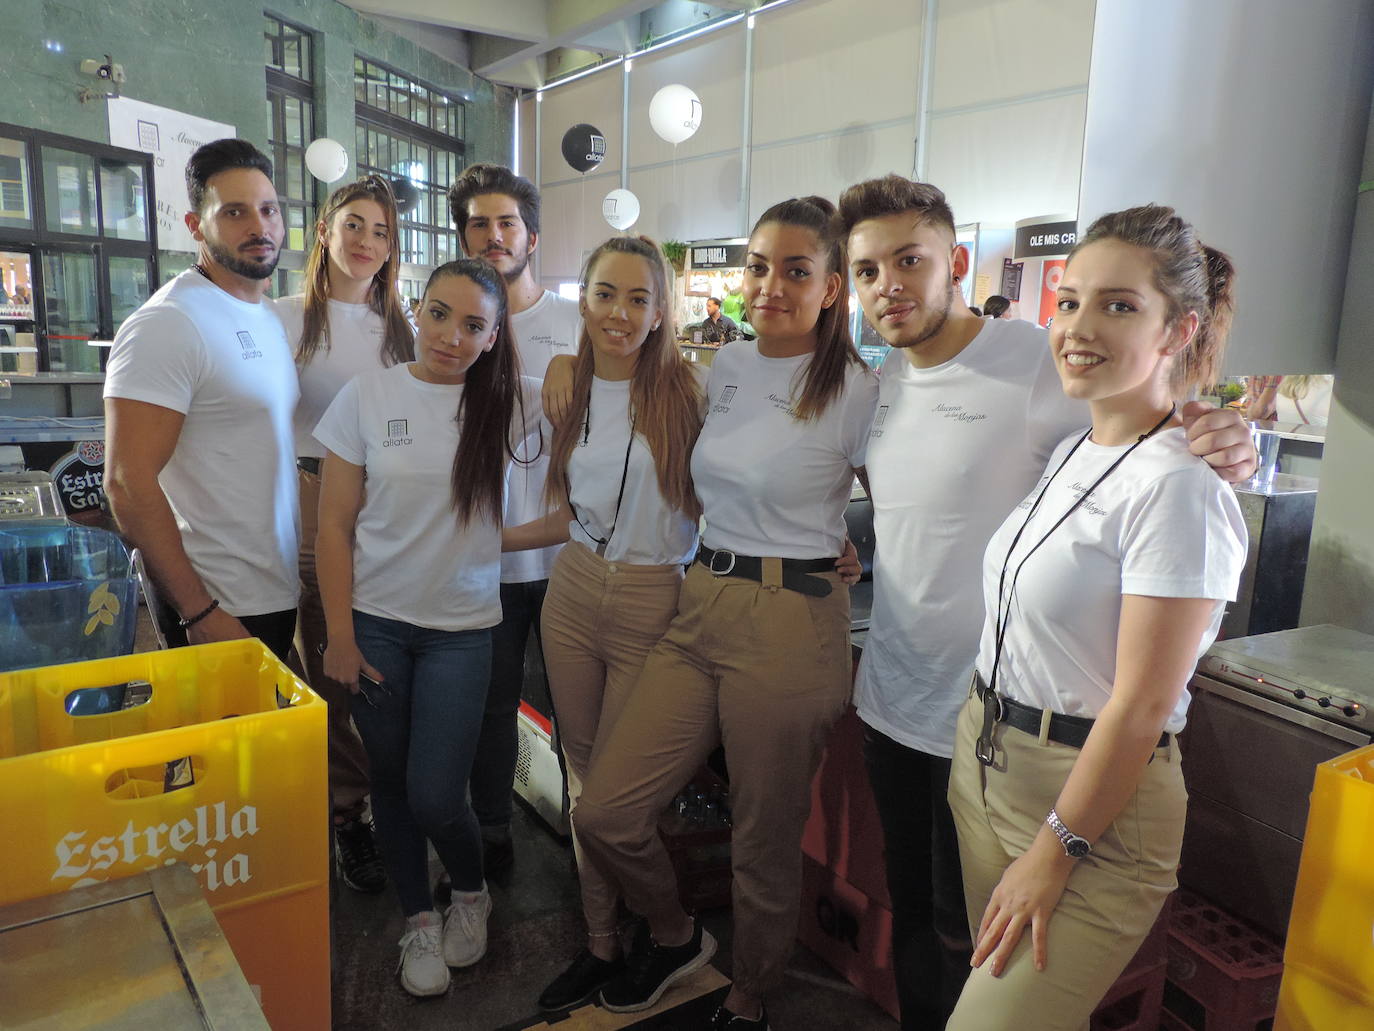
[328,803,900,1031]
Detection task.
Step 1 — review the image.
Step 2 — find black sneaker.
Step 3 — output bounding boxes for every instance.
[599,919,717,1013]
[537,948,624,1011]
[710,1003,770,1029]
[335,819,386,894]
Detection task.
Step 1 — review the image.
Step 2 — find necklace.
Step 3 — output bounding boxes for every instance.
[571,391,637,558]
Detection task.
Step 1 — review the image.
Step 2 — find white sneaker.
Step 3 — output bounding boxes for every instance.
[442,883,492,967]
[398,912,449,997]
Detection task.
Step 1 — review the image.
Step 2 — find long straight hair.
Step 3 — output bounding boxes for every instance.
[421,259,526,526]
[751,196,865,421]
[297,174,414,368]
[545,236,703,520]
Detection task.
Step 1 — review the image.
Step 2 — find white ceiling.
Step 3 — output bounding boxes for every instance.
[342,0,758,89]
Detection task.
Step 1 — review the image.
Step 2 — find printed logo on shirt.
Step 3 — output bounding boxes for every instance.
[767,392,799,417]
[711,385,738,414]
[871,404,890,438]
[236,331,262,360]
[932,402,987,424]
[383,418,412,447]
[1066,480,1108,517]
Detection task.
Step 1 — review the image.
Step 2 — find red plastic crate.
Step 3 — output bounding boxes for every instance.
[1164,889,1283,1030]
[1092,960,1166,1031]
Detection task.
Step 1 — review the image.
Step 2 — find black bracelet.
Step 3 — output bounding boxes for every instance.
[178,598,220,629]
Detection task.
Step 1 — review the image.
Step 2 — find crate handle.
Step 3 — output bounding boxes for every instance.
[64,679,153,717]
[104,754,205,799]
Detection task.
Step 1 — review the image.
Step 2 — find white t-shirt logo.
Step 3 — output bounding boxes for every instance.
[712,385,738,414]
[236,331,262,360]
[933,402,987,424]
[383,418,412,447]
[871,404,890,437]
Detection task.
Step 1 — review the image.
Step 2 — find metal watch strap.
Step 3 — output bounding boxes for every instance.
[1047,808,1092,858]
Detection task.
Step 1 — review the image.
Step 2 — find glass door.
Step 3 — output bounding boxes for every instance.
[41,250,100,373]
[108,254,152,332]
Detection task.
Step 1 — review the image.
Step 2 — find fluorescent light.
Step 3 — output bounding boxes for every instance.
[85,340,114,348]
[542,57,623,91]
[0,346,39,353]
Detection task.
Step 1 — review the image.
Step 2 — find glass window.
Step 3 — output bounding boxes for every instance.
[42,148,98,237]
[99,159,147,241]
[109,256,152,330]
[0,137,33,230]
[42,251,100,372]
[266,14,316,255]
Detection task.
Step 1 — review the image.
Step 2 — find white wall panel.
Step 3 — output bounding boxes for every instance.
[537,169,622,284]
[628,154,744,244]
[926,92,1086,227]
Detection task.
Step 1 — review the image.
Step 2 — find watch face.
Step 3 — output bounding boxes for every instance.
[1066,836,1091,858]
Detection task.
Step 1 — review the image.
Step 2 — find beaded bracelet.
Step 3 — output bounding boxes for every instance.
[178,598,220,629]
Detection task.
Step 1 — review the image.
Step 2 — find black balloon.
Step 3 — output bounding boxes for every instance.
[390,178,418,214]
[561,124,607,173]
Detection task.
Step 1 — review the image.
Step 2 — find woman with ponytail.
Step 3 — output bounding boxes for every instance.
[313,259,538,999]
[277,175,414,895]
[571,197,877,1029]
[944,206,1247,1030]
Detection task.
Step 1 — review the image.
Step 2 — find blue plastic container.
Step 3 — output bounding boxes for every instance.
[0,524,138,672]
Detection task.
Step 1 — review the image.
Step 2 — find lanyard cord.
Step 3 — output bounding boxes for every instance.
[987,404,1176,698]
[572,393,637,557]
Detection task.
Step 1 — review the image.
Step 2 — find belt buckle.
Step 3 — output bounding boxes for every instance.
[708,548,737,576]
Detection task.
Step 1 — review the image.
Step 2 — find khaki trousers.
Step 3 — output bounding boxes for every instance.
[575,560,853,997]
[294,467,373,823]
[946,694,1186,1031]
[541,541,685,936]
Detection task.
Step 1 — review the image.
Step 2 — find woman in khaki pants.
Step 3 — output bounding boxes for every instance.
[945,206,1249,1030]
[503,235,707,1012]
[571,196,877,1030]
[277,175,414,894]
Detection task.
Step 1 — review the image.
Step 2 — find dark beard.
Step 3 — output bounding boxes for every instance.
[205,237,280,281]
[500,249,531,284]
[892,277,955,350]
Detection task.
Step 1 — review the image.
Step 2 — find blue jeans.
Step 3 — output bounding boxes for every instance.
[350,610,491,916]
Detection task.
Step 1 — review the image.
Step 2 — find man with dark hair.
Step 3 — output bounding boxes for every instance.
[699,296,739,344]
[448,163,581,877]
[104,138,299,659]
[837,174,1257,1029]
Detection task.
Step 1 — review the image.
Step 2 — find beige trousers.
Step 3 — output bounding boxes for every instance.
[294,466,372,823]
[541,540,685,936]
[575,559,853,997]
[946,694,1186,1031]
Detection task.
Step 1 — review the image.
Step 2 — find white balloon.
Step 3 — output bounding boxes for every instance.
[304,138,349,183]
[603,188,641,231]
[648,84,702,145]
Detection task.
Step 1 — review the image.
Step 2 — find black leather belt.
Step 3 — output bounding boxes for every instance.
[694,544,835,598]
[973,670,1168,765]
[297,457,321,475]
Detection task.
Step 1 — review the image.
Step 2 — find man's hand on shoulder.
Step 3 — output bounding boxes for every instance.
[542,354,577,426]
[1181,400,1258,483]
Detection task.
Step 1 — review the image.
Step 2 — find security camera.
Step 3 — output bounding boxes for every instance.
[80,55,124,84]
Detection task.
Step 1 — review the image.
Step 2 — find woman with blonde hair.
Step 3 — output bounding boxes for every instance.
[276,174,414,895]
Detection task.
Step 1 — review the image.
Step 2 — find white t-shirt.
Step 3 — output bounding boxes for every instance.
[975,426,1247,734]
[276,294,412,458]
[565,375,700,566]
[1275,375,1334,426]
[853,318,1084,757]
[692,341,878,558]
[503,290,582,583]
[103,270,299,617]
[312,364,543,632]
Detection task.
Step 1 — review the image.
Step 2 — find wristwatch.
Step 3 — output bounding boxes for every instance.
[1046,808,1092,858]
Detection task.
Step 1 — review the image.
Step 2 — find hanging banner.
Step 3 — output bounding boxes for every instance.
[107,98,235,253]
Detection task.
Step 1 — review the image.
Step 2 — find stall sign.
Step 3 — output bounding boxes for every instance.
[1014,221,1077,259]
[690,243,747,270]
[1001,259,1024,301]
[50,440,106,517]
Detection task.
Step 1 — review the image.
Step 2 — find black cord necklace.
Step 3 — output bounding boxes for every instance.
[572,391,637,558]
[986,404,1177,698]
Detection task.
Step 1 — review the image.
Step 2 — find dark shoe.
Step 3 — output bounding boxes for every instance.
[434,871,451,907]
[538,948,624,1011]
[710,1003,770,1029]
[599,919,717,1013]
[335,819,386,894]
[483,832,515,878]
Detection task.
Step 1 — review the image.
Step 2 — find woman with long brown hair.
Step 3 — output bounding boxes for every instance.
[501,234,705,1012]
[314,259,537,999]
[277,174,414,895]
[571,196,877,1029]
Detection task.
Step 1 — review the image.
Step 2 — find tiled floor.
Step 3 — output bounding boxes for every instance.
[329,804,900,1031]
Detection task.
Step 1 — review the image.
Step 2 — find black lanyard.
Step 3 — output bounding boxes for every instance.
[572,394,637,557]
[987,405,1176,698]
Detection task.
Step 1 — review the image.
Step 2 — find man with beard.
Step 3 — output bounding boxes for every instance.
[448,164,581,877]
[104,139,299,660]
[836,175,1257,1029]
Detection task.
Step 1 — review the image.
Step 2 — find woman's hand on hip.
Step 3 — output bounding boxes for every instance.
[971,835,1075,977]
